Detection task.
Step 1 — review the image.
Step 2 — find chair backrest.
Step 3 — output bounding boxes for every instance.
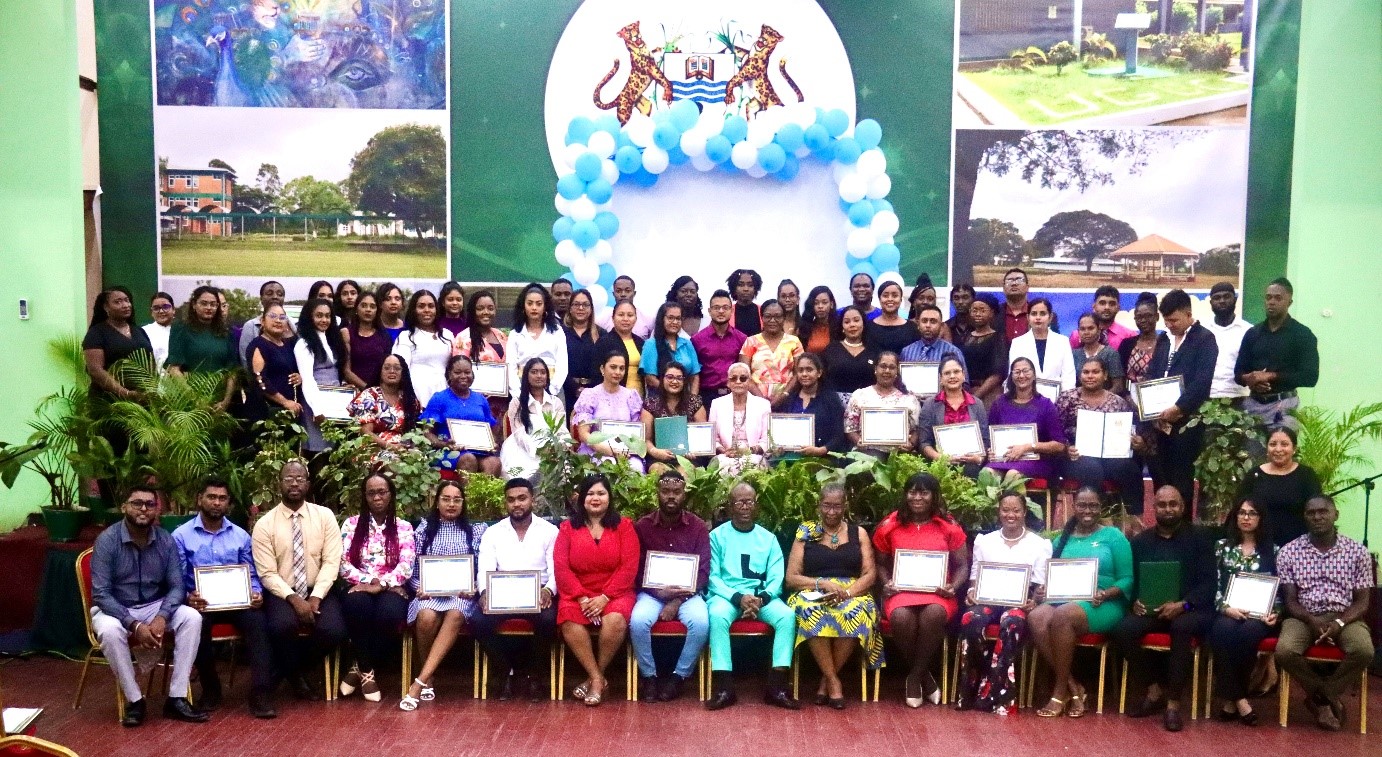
[0,735,81,757]
[74,547,99,647]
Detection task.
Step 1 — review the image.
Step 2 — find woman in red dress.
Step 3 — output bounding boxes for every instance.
[554,473,641,705]
[873,472,970,708]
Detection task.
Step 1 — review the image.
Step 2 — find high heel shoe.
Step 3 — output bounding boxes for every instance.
[1037,698,1066,717]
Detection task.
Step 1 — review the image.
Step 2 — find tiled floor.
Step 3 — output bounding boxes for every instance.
[2,654,1375,756]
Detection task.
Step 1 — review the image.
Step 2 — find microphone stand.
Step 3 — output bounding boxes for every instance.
[1329,472,1381,549]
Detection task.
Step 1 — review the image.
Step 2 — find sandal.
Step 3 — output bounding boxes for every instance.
[1037,698,1066,718]
[339,665,362,697]
[583,679,605,707]
[1067,691,1088,719]
[360,670,381,702]
[572,679,592,700]
[399,693,420,711]
[417,678,435,702]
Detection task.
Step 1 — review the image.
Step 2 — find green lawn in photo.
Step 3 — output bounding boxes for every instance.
[161,236,448,278]
[960,65,1249,125]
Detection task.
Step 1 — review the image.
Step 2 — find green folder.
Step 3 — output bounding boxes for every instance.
[654,415,689,455]
[1138,561,1181,608]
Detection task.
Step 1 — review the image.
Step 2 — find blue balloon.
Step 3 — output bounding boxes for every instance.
[849,259,880,280]
[597,264,618,291]
[803,123,831,152]
[652,109,674,127]
[834,137,862,165]
[721,115,749,144]
[775,153,800,182]
[855,119,883,151]
[614,146,643,174]
[653,124,680,151]
[847,200,876,227]
[774,123,804,152]
[574,152,603,182]
[670,99,700,131]
[705,135,733,163]
[630,167,659,187]
[594,114,622,137]
[872,199,895,216]
[871,243,901,271]
[757,143,787,173]
[565,116,596,146]
[585,177,613,204]
[557,173,586,201]
[571,220,600,250]
[552,216,574,242]
[822,109,849,137]
[616,131,636,150]
[594,211,620,239]
[560,272,580,289]
[668,145,689,165]
[839,198,855,214]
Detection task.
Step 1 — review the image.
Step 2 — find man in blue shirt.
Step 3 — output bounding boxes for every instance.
[173,476,276,718]
[90,485,208,727]
[900,305,967,376]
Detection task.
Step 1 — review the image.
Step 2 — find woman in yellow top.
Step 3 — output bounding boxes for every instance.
[738,299,803,406]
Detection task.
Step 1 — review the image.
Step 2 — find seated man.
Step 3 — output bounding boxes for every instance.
[251,460,346,700]
[1111,485,1215,732]
[629,470,711,702]
[90,485,208,727]
[469,477,559,700]
[173,476,275,718]
[1275,495,1374,731]
[704,482,799,711]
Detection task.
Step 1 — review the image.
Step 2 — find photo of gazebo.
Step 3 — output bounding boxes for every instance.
[1108,233,1200,282]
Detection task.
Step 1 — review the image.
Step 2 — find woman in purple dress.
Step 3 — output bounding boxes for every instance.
[986,357,1068,482]
[572,349,644,472]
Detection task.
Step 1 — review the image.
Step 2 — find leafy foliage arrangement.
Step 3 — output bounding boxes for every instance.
[1188,399,1266,524]
[1294,402,1382,493]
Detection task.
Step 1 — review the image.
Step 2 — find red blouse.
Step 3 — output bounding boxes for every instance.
[941,391,979,425]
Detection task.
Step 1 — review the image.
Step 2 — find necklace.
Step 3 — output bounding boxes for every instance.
[1001,528,1026,543]
[823,522,846,545]
[843,337,864,347]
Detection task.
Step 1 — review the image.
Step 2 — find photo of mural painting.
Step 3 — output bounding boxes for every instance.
[954,0,1255,127]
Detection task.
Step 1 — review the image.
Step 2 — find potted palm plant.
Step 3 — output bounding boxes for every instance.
[0,386,92,541]
[1295,401,1382,492]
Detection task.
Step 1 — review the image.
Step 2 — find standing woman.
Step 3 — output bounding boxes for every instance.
[1118,293,1161,393]
[376,283,407,342]
[307,280,335,307]
[143,291,176,370]
[562,289,602,411]
[392,290,455,408]
[554,474,641,706]
[295,297,349,453]
[1074,312,1127,395]
[666,276,703,336]
[917,355,989,477]
[865,281,920,355]
[872,473,970,707]
[956,492,1052,714]
[244,303,302,428]
[1207,499,1278,724]
[83,286,153,399]
[1008,298,1076,390]
[338,473,416,704]
[333,279,361,322]
[422,355,502,475]
[506,283,568,402]
[342,291,392,389]
[165,285,238,409]
[238,280,287,365]
[500,357,568,480]
[960,293,1007,404]
[642,362,707,470]
[776,279,802,337]
[727,268,763,336]
[436,282,468,337]
[986,357,1068,483]
[844,351,920,458]
[1235,426,1321,546]
[1027,487,1133,718]
[709,363,772,475]
[774,353,849,457]
[402,481,487,710]
[641,302,701,396]
[821,305,878,395]
[593,301,644,395]
[572,350,645,471]
[1058,357,1149,516]
[800,286,838,355]
[347,354,420,449]
[739,300,803,405]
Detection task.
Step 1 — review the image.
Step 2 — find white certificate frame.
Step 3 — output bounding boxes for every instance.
[418,555,475,597]
[1044,558,1100,602]
[933,421,984,458]
[990,423,1040,461]
[974,561,1033,608]
[447,419,496,452]
[1224,572,1280,619]
[1074,409,1134,459]
[899,361,940,396]
[769,413,815,452]
[194,564,253,611]
[686,422,715,456]
[472,361,509,397]
[599,420,645,443]
[859,407,910,447]
[642,551,700,592]
[315,386,356,421]
[1035,378,1062,401]
[892,549,949,592]
[1132,376,1184,421]
[483,570,542,614]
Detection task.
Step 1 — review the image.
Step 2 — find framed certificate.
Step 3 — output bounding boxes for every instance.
[314,386,356,421]
[418,555,475,597]
[899,362,940,396]
[1224,572,1280,619]
[1035,378,1062,401]
[642,551,700,592]
[1044,558,1100,602]
[990,423,1039,461]
[859,407,910,447]
[599,420,645,443]
[933,421,984,458]
[447,419,496,452]
[1074,409,1134,459]
[483,571,542,614]
[892,549,949,592]
[1132,376,1184,421]
[194,564,253,611]
[472,361,509,397]
[686,422,715,456]
[769,413,815,451]
[974,562,1033,607]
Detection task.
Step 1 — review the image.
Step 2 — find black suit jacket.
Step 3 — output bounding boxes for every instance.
[1145,321,1218,417]
[593,331,645,389]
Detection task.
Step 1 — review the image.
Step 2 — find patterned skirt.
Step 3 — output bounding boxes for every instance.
[408,594,478,624]
[787,583,885,670]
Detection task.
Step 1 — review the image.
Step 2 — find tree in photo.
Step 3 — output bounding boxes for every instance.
[279,176,352,215]
[207,158,237,176]
[1032,210,1139,271]
[968,218,1028,266]
[346,124,446,233]
[1199,243,1241,275]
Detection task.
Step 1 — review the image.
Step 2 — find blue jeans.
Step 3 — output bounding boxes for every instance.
[629,592,709,679]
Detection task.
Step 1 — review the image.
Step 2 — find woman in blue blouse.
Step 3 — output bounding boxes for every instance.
[1207,499,1277,725]
[422,355,501,475]
[640,301,701,396]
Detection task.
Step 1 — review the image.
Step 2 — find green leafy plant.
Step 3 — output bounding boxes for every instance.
[836,452,1039,531]
[1007,45,1047,72]
[1294,402,1382,493]
[464,473,508,523]
[1047,41,1078,75]
[317,424,444,520]
[1081,30,1118,61]
[1188,399,1266,524]
[242,413,308,517]
[0,387,88,510]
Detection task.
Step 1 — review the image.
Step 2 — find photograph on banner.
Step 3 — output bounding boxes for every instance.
[953,1,1254,128]
[154,106,448,299]
[153,0,447,109]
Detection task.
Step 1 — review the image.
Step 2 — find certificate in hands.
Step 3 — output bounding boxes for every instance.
[974,562,1033,607]
[892,550,948,592]
[642,551,700,592]
[1035,378,1062,401]
[418,555,475,597]
[769,413,815,451]
[990,423,1039,461]
[686,423,715,456]
[933,421,984,458]
[1044,558,1100,602]
[483,571,542,614]
[1224,572,1280,619]
[448,419,496,452]
[859,408,910,447]
[194,564,254,611]
[472,361,509,397]
[1132,376,1184,421]
[314,386,356,421]
[599,420,645,443]
[899,362,940,396]
[1074,409,1134,458]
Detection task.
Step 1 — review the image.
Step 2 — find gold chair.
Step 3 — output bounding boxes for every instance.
[624,621,709,702]
[1118,632,1200,720]
[1274,639,1369,734]
[477,619,558,700]
[1023,632,1110,714]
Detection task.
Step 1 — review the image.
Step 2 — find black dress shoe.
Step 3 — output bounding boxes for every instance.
[704,689,737,711]
[657,674,686,702]
[526,674,546,702]
[1162,708,1184,733]
[1240,709,1258,727]
[198,682,223,711]
[121,698,146,728]
[1215,708,1239,722]
[764,688,801,710]
[290,674,323,701]
[163,697,211,723]
[827,696,847,711]
[249,693,277,719]
[813,693,829,706]
[639,676,659,702]
[1129,696,1165,718]
[497,674,516,701]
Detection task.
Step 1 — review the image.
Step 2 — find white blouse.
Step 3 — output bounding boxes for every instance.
[142,322,171,370]
[505,324,568,399]
[969,528,1053,586]
[392,328,455,407]
[500,391,568,478]
[1008,330,1077,391]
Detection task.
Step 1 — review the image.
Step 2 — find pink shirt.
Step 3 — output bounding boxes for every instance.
[1070,321,1136,352]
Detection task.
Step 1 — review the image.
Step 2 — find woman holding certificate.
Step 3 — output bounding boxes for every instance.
[1007,298,1077,391]
[642,361,707,469]
[986,357,1068,482]
[1057,357,1148,515]
[844,351,921,459]
[872,473,969,707]
[773,353,849,457]
[572,350,645,472]
[347,355,421,449]
[916,355,988,477]
[1028,487,1133,718]
[403,481,488,710]
[454,291,511,422]
[421,355,502,476]
[739,300,804,405]
[391,290,456,408]
[500,357,568,479]
[708,363,771,475]
[505,283,568,403]
[338,474,416,703]
[554,475,641,706]
[1207,499,1278,725]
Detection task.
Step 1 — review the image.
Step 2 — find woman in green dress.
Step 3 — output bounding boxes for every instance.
[165,284,239,411]
[1027,486,1133,718]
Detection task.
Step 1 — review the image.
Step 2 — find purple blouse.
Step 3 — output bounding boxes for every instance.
[985,393,1067,481]
[347,324,394,388]
[572,385,644,462]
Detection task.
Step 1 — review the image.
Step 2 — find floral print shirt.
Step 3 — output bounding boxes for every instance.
[1213,538,1277,612]
[347,387,416,441]
[340,515,416,588]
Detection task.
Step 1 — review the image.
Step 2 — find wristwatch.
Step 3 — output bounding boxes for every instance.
[1334,618,1346,629]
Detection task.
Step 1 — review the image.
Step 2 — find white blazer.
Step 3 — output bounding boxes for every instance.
[1008,330,1077,390]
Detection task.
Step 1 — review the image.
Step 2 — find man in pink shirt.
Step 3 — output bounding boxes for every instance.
[692,290,747,410]
[1069,285,1135,351]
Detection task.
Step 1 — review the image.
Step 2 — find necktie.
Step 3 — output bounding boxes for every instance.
[291,512,309,599]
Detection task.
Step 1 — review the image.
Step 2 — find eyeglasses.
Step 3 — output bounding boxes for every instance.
[732,498,757,506]
[708,304,731,312]
[152,304,174,312]
[571,301,591,308]
[125,499,159,510]
[438,496,464,505]
[1004,276,1026,283]
[1237,511,1261,518]
[727,375,750,383]
[281,475,308,483]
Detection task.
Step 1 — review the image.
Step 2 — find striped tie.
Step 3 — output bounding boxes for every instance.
[290,512,309,599]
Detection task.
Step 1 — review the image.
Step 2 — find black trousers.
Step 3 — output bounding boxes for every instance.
[467,606,558,674]
[1152,423,1204,510]
[340,589,409,672]
[1207,614,1273,702]
[1110,609,1213,702]
[263,591,347,679]
[1064,455,1147,515]
[196,607,274,696]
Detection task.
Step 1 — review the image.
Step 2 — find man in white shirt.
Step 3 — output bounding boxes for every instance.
[468,477,559,700]
[1202,283,1251,400]
[595,275,655,339]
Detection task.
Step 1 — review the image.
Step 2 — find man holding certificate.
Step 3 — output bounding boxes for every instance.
[629,471,711,702]
[1139,290,1218,508]
[173,477,275,718]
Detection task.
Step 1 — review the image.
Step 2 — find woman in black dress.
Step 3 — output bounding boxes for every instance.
[959,293,1007,404]
[821,305,879,396]
[83,286,153,399]
[1235,426,1322,546]
[865,281,919,355]
[245,303,303,428]
[563,289,603,411]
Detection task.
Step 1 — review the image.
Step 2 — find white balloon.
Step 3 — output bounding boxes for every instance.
[730,141,758,170]
[601,159,619,185]
[866,173,892,200]
[746,119,775,148]
[642,146,670,174]
[587,131,616,159]
[554,193,572,215]
[746,164,768,179]
[589,287,610,313]
[877,271,905,291]
[595,201,612,213]
[691,153,716,172]
[876,235,895,246]
[856,149,887,178]
[625,114,655,148]
[572,257,600,287]
[795,145,811,159]
[871,210,900,237]
[679,131,708,158]
[789,102,817,128]
[563,143,587,169]
[554,239,581,267]
[832,160,858,183]
[838,174,868,203]
[847,228,877,258]
[587,239,613,265]
[569,196,597,222]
